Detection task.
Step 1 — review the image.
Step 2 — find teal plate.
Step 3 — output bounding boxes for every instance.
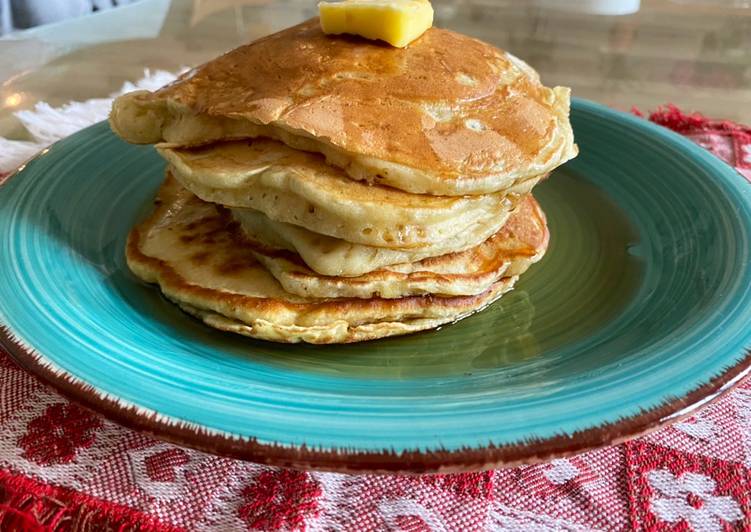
[2,99,751,473]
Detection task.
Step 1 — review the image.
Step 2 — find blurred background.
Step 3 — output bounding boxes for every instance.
[0,1,140,34]
[1,0,750,139]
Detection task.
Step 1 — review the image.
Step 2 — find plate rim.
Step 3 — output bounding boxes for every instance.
[2,98,751,473]
[2,328,750,473]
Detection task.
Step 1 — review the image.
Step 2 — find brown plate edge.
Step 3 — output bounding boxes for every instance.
[2,325,750,475]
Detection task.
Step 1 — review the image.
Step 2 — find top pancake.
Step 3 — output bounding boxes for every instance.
[110,19,577,195]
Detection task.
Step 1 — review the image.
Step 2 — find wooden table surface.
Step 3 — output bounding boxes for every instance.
[1,0,750,140]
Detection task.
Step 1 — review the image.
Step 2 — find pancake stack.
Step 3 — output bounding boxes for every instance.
[111,19,577,344]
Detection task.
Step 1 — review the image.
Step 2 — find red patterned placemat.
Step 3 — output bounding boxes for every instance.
[1,101,750,531]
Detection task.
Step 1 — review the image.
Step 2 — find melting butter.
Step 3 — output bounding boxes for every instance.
[318,0,434,48]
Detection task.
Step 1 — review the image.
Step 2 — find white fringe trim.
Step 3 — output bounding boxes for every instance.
[0,69,180,173]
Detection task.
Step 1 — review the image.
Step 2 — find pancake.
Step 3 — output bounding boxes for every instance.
[110,19,577,195]
[231,206,513,277]
[126,176,517,344]
[162,140,530,249]
[246,195,548,299]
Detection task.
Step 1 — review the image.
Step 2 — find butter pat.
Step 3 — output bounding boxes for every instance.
[318,0,434,48]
